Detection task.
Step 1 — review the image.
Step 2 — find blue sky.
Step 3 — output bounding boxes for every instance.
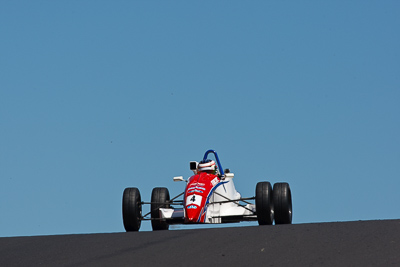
[1,1,399,237]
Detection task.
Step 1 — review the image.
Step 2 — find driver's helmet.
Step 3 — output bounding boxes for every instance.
[198,159,217,174]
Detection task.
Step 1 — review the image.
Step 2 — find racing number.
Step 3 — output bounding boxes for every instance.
[186,194,202,206]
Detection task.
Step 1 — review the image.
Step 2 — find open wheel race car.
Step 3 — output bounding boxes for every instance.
[122,149,292,231]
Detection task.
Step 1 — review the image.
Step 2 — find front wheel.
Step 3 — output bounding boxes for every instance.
[273,182,292,224]
[255,182,274,225]
[151,187,170,231]
[122,187,142,231]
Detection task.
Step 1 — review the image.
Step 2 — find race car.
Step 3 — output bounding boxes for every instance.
[122,149,292,231]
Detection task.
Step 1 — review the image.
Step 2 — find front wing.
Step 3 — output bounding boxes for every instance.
[159,202,257,224]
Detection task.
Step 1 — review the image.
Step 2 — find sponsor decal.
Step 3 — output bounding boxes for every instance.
[188,185,205,191]
[187,185,205,194]
[211,177,219,186]
[187,205,197,209]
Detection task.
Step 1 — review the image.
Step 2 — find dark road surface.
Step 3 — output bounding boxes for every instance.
[1,220,400,267]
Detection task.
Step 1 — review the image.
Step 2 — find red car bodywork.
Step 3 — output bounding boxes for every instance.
[184,172,222,223]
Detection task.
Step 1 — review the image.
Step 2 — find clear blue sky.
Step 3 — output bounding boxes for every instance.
[1,1,399,237]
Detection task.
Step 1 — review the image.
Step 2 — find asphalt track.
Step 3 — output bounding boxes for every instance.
[1,220,400,267]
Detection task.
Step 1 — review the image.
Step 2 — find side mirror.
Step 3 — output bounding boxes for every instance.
[173,176,185,182]
[225,173,234,179]
[190,161,198,171]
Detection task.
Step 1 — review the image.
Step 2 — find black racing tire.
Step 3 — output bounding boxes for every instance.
[151,187,170,231]
[122,187,142,232]
[273,182,292,224]
[255,182,274,225]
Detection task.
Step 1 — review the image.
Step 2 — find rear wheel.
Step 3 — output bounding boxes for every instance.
[151,187,170,231]
[255,182,274,225]
[122,187,142,231]
[273,183,292,224]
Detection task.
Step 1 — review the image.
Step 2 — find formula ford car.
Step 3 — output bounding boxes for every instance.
[122,149,292,231]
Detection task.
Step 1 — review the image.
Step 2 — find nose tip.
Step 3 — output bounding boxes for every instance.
[187,216,197,222]
[185,207,200,223]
